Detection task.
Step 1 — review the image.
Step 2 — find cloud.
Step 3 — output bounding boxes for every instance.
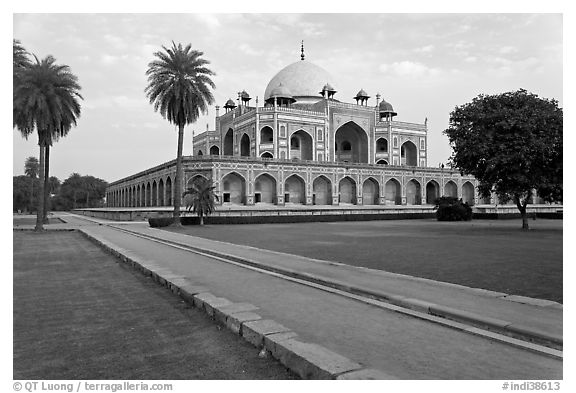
[499,46,518,55]
[238,43,264,57]
[414,45,435,53]
[192,14,221,30]
[379,61,441,78]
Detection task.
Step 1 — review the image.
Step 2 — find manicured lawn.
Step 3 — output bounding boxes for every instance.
[13,231,297,379]
[168,219,563,303]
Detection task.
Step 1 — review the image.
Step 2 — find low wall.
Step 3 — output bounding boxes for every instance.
[72,204,562,224]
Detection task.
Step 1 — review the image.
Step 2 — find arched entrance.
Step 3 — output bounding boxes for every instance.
[145,183,151,207]
[152,181,158,206]
[426,180,440,204]
[223,128,233,156]
[158,179,164,206]
[406,179,422,205]
[165,177,172,206]
[313,175,332,205]
[260,126,273,143]
[362,178,379,205]
[376,138,388,152]
[261,152,273,158]
[401,141,417,166]
[221,172,246,204]
[462,182,475,205]
[240,133,250,157]
[385,179,402,205]
[290,130,313,160]
[335,121,369,163]
[376,159,388,165]
[444,180,457,198]
[339,177,357,204]
[284,175,305,204]
[140,184,146,207]
[197,150,203,156]
[254,174,276,204]
[210,145,220,155]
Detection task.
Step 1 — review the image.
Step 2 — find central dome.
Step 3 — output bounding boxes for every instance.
[264,60,334,104]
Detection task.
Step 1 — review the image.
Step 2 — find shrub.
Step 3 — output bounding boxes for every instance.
[148,217,176,228]
[434,196,473,221]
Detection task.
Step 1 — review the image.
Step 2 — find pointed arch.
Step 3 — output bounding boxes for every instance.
[385,178,402,205]
[284,174,306,204]
[444,180,458,198]
[289,129,313,160]
[158,179,164,206]
[223,128,234,155]
[339,176,357,205]
[312,175,332,205]
[221,171,246,204]
[240,133,251,157]
[254,173,277,204]
[209,145,220,155]
[462,181,475,205]
[362,177,380,205]
[406,179,422,205]
[165,176,173,206]
[260,126,274,143]
[335,121,369,163]
[401,141,418,166]
[426,180,440,204]
[261,151,273,158]
[152,180,158,206]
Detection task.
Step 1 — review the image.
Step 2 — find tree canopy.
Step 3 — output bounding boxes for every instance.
[444,89,562,229]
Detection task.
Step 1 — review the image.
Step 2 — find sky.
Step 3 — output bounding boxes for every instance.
[11,11,563,184]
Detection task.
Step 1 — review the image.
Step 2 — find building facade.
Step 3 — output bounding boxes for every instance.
[107,48,484,208]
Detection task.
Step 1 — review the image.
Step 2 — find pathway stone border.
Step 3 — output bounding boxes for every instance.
[77,228,394,380]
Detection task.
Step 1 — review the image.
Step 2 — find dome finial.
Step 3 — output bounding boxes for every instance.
[301,40,305,61]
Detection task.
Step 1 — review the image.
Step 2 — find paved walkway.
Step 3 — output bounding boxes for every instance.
[31,213,562,379]
[13,230,297,379]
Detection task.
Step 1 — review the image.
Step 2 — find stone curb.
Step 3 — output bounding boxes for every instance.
[77,228,396,379]
[132,229,563,349]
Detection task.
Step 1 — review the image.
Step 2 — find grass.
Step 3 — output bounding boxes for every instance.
[166,219,563,303]
[13,231,297,379]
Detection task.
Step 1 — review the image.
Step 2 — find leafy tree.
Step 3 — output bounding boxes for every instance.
[13,54,82,230]
[145,42,215,223]
[444,89,562,230]
[183,177,219,226]
[52,173,107,210]
[13,175,38,213]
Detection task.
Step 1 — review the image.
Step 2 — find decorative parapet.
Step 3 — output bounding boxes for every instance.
[328,100,377,112]
[378,120,426,132]
[258,106,325,117]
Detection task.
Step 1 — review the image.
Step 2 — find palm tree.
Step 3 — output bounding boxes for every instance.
[183,177,219,226]
[145,42,215,223]
[13,55,82,231]
[24,156,39,213]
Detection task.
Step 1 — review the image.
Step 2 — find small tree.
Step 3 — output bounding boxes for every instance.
[434,196,472,221]
[182,177,219,226]
[444,89,562,230]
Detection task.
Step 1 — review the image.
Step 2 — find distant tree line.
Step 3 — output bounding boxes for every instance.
[13,157,107,213]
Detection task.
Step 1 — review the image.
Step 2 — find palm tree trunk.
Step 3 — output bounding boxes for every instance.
[29,178,34,214]
[43,145,50,223]
[35,145,45,231]
[172,124,184,222]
